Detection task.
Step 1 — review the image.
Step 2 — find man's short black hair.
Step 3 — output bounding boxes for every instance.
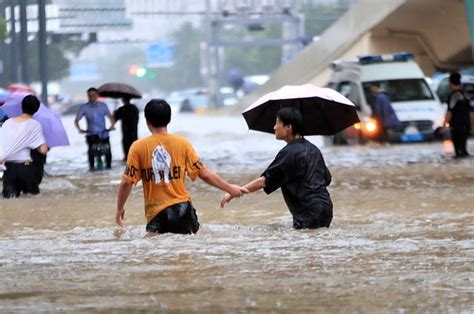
[371,81,381,87]
[145,99,171,128]
[449,72,461,85]
[87,87,98,93]
[21,95,40,115]
[277,107,304,135]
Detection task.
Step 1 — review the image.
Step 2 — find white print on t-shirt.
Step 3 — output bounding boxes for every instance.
[151,145,171,184]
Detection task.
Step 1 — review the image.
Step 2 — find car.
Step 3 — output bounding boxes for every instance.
[431,72,474,105]
[220,86,237,106]
[167,88,208,113]
[166,87,237,113]
[431,71,474,135]
[327,52,446,144]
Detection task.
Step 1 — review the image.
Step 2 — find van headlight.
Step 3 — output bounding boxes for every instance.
[364,119,378,133]
[434,115,445,129]
[354,118,379,138]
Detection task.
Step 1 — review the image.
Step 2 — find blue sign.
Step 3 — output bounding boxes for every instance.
[147,42,175,68]
[401,133,424,142]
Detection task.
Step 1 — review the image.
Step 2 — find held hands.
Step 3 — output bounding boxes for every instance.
[228,184,248,198]
[220,193,233,208]
[115,208,126,227]
[221,184,249,208]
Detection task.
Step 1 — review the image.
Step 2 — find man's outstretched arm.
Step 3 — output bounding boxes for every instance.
[116,178,133,227]
[221,176,266,208]
[198,168,248,198]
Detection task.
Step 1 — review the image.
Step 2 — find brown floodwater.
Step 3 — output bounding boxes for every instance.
[1,114,473,312]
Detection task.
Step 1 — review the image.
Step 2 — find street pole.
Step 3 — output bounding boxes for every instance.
[9,0,18,83]
[38,0,48,105]
[465,0,474,61]
[19,0,28,83]
[0,0,6,87]
[205,0,217,108]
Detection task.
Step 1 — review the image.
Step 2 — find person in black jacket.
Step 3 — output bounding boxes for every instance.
[112,97,139,161]
[445,72,471,158]
[221,107,333,229]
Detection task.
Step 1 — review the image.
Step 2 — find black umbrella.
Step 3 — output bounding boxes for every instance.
[242,84,360,136]
[98,82,142,99]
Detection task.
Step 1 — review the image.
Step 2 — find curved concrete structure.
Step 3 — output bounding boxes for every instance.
[237,0,473,110]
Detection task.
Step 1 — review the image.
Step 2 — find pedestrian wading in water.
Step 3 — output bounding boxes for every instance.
[115,99,248,234]
[221,107,333,229]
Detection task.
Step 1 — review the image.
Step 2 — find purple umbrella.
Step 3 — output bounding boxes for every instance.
[1,93,69,148]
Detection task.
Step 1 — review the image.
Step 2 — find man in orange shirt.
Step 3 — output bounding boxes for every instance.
[115,99,247,234]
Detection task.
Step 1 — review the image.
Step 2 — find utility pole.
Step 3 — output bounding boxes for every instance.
[38,0,48,105]
[19,0,28,83]
[466,0,474,61]
[0,0,6,87]
[208,1,303,107]
[9,0,18,83]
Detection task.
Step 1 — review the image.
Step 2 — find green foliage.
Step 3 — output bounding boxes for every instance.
[302,2,351,36]
[151,23,205,91]
[99,3,349,93]
[55,36,90,57]
[223,23,282,76]
[1,40,70,83]
[99,47,154,90]
[102,21,285,92]
[30,41,70,81]
[0,17,6,41]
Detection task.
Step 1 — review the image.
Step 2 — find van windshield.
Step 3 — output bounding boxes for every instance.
[362,79,434,103]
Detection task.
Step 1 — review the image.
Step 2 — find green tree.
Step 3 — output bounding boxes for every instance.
[302,1,352,37]
[99,22,205,93]
[223,23,282,76]
[2,39,70,84]
[29,40,70,81]
[152,22,205,91]
[0,17,6,40]
[99,47,156,91]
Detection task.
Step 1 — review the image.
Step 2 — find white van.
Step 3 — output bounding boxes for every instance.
[327,53,446,143]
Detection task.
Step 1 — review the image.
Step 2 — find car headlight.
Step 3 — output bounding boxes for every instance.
[364,119,378,133]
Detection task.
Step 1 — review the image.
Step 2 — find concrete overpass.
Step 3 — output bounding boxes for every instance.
[239,0,474,108]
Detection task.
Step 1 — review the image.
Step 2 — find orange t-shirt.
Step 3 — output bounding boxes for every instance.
[122,133,206,223]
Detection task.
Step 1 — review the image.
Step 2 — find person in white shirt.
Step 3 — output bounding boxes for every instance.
[0,95,48,198]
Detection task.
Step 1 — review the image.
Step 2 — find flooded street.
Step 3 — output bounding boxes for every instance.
[1,113,473,312]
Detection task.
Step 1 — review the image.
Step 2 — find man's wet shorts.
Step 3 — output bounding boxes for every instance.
[146,201,200,234]
[2,161,40,198]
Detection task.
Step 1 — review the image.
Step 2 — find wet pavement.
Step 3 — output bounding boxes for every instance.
[1,113,473,312]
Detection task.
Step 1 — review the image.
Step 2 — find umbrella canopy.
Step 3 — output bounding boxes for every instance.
[0,91,9,101]
[242,84,360,136]
[1,93,69,148]
[6,83,36,95]
[98,82,142,99]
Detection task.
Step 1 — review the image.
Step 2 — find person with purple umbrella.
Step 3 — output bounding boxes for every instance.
[0,95,48,198]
